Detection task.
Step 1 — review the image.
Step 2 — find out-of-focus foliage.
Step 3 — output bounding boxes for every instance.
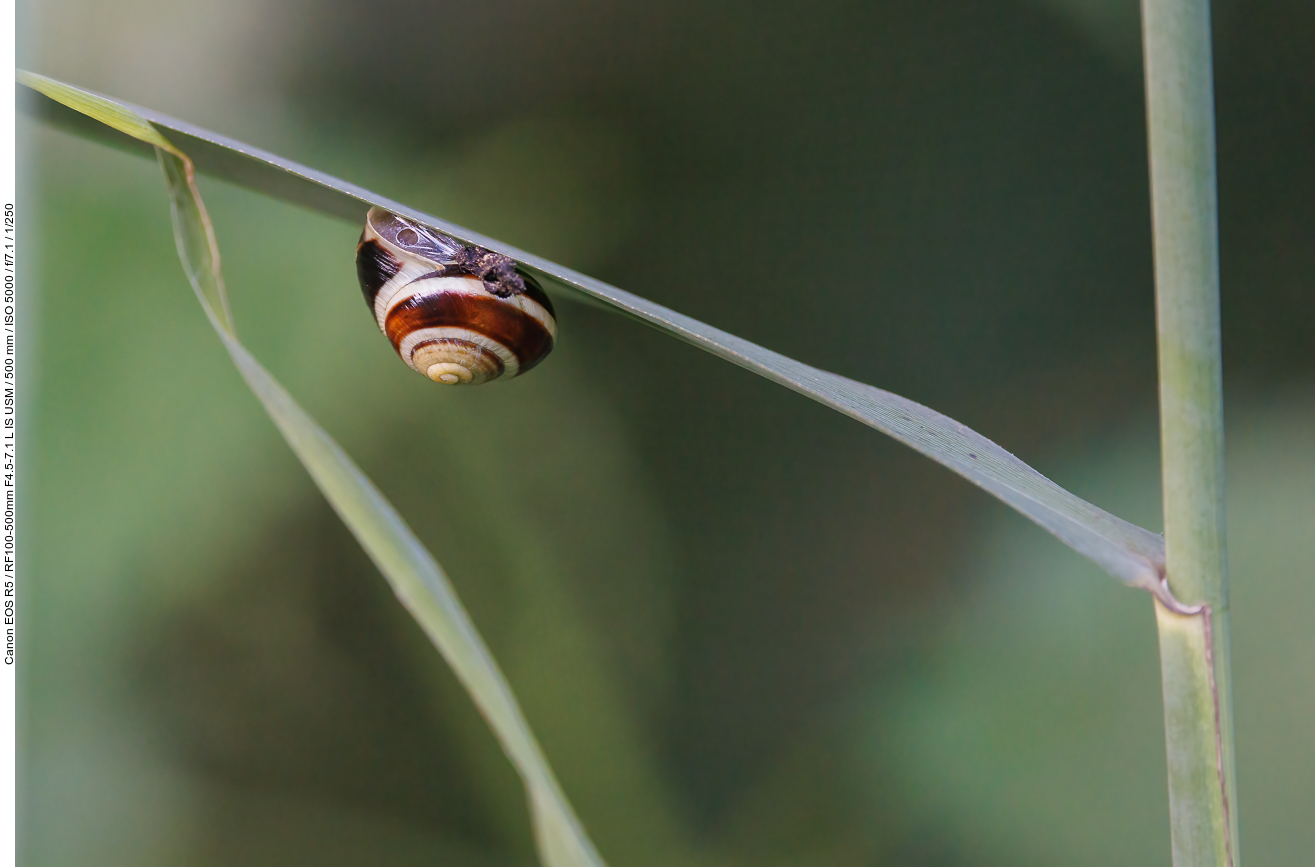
[20,132,687,865]
[23,70,615,865]
[17,0,1314,864]
[865,396,1315,866]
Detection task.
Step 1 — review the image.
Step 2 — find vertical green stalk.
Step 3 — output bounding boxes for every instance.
[1140,1,1237,865]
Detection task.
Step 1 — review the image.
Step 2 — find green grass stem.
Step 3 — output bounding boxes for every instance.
[1140,0,1238,863]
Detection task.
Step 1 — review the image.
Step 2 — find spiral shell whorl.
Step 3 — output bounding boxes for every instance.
[411,339,503,386]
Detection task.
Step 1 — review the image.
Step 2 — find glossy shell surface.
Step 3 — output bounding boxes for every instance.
[356,207,557,385]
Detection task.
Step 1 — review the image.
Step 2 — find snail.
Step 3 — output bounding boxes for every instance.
[356,206,557,385]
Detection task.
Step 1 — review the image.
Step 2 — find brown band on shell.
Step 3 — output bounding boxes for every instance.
[356,239,403,308]
[384,285,556,375]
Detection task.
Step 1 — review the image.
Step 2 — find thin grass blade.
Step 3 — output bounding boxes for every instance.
[19,74,1169,594]
[20,69,604,867]
[17,74,1169,592]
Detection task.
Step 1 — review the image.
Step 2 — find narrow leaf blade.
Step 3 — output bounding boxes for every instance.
[18,74,1167,591]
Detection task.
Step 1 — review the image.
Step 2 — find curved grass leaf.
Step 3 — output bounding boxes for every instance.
[19,70,604,867]
[18,72,1172,598]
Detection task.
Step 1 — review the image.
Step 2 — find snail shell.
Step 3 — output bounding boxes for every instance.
[355,206,557,385]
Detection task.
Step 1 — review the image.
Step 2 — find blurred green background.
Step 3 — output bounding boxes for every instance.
[15,0,1315,864]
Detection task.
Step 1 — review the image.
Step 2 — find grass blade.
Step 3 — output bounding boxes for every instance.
[19,69,604,867]
[18,73,1173,596]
